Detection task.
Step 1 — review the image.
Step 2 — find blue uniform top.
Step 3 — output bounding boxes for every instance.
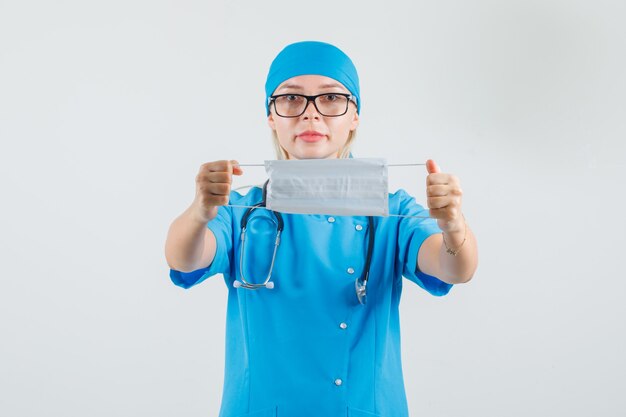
[170,187,453,417]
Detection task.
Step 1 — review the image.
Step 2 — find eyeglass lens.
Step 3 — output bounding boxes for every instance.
[273,94,349,117]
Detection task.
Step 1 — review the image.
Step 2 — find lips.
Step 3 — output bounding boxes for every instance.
[297,130,326,143]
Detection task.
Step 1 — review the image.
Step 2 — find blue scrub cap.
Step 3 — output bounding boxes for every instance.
[265,41,361,116]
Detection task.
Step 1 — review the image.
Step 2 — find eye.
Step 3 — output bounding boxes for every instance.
[285,95,300,102]
[323,94,339,101]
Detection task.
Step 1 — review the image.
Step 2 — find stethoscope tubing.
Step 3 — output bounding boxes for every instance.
[234,181,375,304]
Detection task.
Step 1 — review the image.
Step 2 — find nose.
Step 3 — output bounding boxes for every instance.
[301,99,321,120]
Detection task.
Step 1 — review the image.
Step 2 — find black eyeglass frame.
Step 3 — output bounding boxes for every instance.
[268,93,357,118]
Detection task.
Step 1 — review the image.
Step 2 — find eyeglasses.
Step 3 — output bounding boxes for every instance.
[268,93,356,118]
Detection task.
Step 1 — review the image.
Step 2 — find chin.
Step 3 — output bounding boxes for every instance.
[288,147,333,160]
[299,152,338,160]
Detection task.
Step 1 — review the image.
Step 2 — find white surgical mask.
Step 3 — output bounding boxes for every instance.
[264,158,389,216]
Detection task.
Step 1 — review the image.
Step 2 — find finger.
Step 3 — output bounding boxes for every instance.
[427,184,449,197]
[200,160,230,173]
[429,207,445,219]
[429,184,463,198]
[208,183,231,196]
[426,159,441,174]
[198,182,230,196]
[427,196,449,210]
[426,173,450,186]
[203,194,230,207]
[196,171,231,186]
[429,206,458,221]
[204,171,232,184]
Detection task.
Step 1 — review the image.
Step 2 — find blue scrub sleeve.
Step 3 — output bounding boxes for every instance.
[169,205,234,289]
[395,190,453,296]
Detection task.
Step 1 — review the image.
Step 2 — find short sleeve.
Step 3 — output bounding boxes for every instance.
[169,205,234,289]
[394,190,453,296]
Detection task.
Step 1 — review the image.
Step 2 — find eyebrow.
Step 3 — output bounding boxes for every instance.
[276,83,348,92]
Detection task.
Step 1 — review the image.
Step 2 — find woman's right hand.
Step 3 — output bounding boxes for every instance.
[191,160,243,223]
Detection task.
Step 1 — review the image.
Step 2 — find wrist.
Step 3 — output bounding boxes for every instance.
[188,202,216,225]
[441,215,467,256]
[440,214,466,234]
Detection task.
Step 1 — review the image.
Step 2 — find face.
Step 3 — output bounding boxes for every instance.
[267,75,359,160]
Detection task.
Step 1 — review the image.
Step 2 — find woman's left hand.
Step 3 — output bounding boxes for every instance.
[425,159,465,233]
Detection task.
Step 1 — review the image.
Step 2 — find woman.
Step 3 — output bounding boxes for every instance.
[165,41,478,417]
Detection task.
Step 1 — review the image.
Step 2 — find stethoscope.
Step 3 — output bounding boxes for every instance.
[233,181,376,305]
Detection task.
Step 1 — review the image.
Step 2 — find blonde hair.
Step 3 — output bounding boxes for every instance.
[271,129,357,160]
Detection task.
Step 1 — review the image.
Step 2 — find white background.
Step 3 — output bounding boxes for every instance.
[1,0,624,416]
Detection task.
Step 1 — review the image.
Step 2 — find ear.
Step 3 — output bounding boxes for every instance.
[350,109,359,131]
[267,112,276,130]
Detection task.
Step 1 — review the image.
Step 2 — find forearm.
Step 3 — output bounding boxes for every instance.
[438,223,478,284]
[422,159,479,284]
[164,205,215,272]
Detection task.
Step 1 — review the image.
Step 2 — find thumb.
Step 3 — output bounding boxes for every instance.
[231,160,243,176]
[426,159,440,174]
